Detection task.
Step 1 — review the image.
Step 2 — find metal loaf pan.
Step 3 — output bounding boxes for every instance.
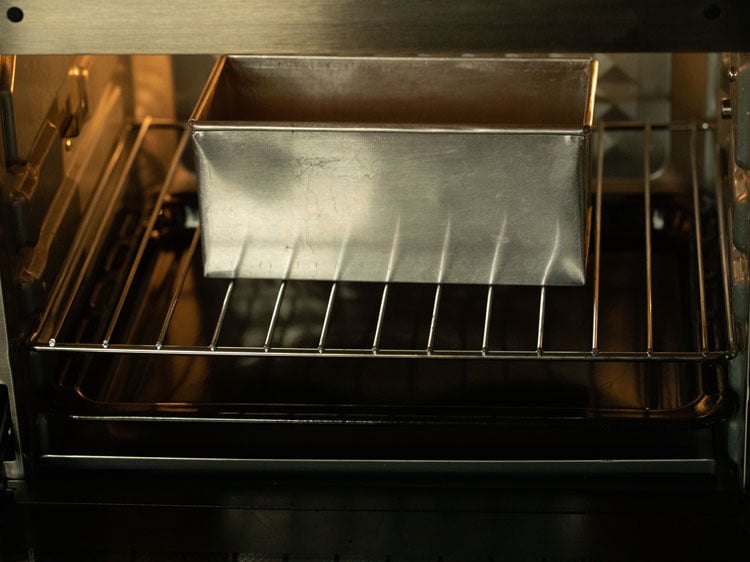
[190,55,597,285]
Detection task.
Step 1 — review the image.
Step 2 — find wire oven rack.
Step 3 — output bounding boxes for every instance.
[28,119,737,362]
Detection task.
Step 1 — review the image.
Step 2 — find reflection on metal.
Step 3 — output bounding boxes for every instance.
[0,304,21,479]
[536,286,547,354]
[192,56,596,286]
[721,98,733,119]
[481,285,494,356]
[262,281,285,352]
[210,280,235,351]
[426,284,443,354]
[731,53,750,169]
[591,125,605,354]
[1,1,748,54]
[39,454,718,475]
[46,121,153,347]
[0,54,76,166]
[28,121,738,363]
[689,126,709,354]
[371,283,389,354]
[318,282,338,352]
[644,124,654,354]
[157,226,201,350]
[102,128,191,348]
[594,54,672,180]
[32,343,736,361]
[713,132,736,351]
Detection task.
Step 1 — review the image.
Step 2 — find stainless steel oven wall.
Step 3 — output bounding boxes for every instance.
[0,1,749,53]
[0,55,79,480]
[0,55,135,477]
[725,52,750,487]
[0,278,21,479]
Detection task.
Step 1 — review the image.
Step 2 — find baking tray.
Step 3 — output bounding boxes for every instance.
[190,55,597,285]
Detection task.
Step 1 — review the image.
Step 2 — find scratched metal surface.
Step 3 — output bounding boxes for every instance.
[191,56,595,285]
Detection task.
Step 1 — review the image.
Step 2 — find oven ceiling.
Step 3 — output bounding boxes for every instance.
[0,0,749,54]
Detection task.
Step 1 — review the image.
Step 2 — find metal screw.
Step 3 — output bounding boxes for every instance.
[721,98,732,119]
[64,138,74,150]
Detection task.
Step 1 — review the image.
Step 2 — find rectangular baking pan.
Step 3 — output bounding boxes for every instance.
[190,55,597,285]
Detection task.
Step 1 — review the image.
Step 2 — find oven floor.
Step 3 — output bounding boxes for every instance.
[8,474,749,561]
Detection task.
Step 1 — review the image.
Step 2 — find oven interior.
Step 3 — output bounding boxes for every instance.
[0,52,745,483]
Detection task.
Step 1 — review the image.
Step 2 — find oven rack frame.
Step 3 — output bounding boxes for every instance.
[28,119,738,362]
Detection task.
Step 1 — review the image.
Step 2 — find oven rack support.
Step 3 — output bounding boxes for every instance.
[29,120,738,362]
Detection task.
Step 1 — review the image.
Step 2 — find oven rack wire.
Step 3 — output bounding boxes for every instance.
[28,119,737,362]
